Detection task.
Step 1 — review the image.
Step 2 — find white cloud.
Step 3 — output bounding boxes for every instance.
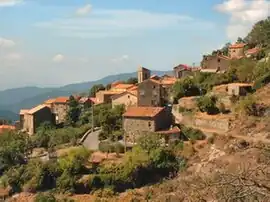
[0,37,16,48]
[0,0,23,7]
[5,52,22,60]
[76,4,92,16]
[215,0,270,41]
[52,54,64,63]
[112,55,129,63]
[35,9,214,38]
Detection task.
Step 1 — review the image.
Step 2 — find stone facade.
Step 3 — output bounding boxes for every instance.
[52,103,68,124]
[174,64,193,79]
[193,113,233,133]
[227,83,252,96]
[111,92,137,109]
[23,105,54,135]
[138,67,151,83]
[138,79,163,107]
[95,90,120,104]
[123,107,172,143]
[229,43,246,59]
[201,55,230,73]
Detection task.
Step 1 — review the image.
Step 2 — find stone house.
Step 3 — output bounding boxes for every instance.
[19,109,30,130]
[44,97,69,124]
[138,66,151,83]
[200,54,231,73]
[227,83,253,96]
[22,105,54,135]
[137,79,163,107]
[79,97,95,109]
[111,91,138,109]
[95,90,122,104]
[123,106,172,143]
[229,43,246,59]
[245,47,261,58]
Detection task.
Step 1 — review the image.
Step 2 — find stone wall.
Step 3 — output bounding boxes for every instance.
[178,96,199,110]
[193,114,232,132]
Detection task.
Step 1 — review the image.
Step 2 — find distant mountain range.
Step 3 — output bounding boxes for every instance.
[0,70,172,120]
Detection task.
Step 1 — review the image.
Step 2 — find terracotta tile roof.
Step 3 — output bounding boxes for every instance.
[128,85,138,91]
[111,80,123,87]
[229,43,246,49]
[123,106,164,118]
[27,104,49,115]
[157,126,181,135]
[54,97,69,103]
[160,77,177,85]
[79,97,89,103]
[111,83,135,90]
[89,97,97,103]
[245,47,260,55]
[44,98,56,104]
[0,125,16,134]
[20,109,29,115]
[111,91,137,100]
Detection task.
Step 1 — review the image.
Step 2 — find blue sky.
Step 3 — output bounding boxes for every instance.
[0,0,269,90]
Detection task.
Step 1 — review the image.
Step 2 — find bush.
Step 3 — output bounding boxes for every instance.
[235,95,266,116]
[197,95,219,115]
[56,171,76,194]
[181,126,206,141]
[34,192,56,202]
[98,141,124,154]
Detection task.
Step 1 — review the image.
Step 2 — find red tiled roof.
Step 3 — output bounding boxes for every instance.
[229,43,246,49]
[89,97,97,103]
[44,98,56,104]
[54,97,69,103]
[0,125,15,134]
[79,97,90,103]
[123,106,164,118]
[112,84,135,90]
[245,47,260,55]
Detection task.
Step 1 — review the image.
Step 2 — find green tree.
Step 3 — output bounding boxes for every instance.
[89,84,105,97]
[245,17,270,47]
[197,95,219,115]
[66,95,81,125]
[126,77,138,84]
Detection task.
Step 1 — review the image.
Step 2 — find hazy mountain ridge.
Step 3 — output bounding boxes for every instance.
[0,70,171,120]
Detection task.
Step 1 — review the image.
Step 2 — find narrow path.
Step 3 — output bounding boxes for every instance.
[82,129,101,150]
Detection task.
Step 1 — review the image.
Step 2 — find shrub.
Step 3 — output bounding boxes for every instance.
[197,95,219,115]
[236,95,266,116]
[181,126,206,141]
[34,192,56,202]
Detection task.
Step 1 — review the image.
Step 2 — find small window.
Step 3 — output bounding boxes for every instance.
[218,59,221,62]
[148,122,151,127]
[153,85,156,89]
[128,95,130,99]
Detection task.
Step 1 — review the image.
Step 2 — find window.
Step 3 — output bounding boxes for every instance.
[128,95,130,99]
[139,90,145,95]
[148,122,151,127]
[153,85,156,89]
[218,59,221,62]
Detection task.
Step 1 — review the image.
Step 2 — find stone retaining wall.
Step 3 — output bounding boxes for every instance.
[193,115,232,132]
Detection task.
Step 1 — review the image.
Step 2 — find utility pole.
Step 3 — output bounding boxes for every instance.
[91,103,94,132]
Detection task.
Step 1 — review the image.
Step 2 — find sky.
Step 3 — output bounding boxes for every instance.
[0,0,269,90]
